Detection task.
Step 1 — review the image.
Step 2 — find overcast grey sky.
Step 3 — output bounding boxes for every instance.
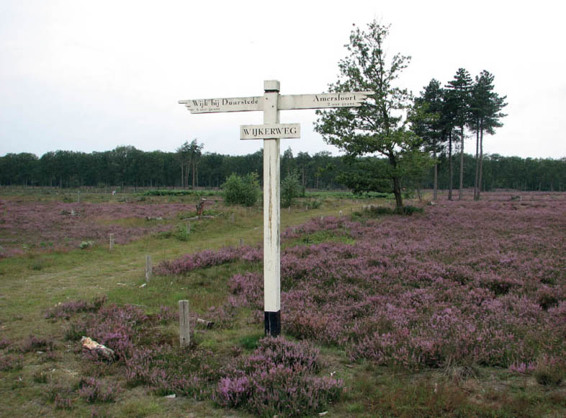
[1,0,564,159]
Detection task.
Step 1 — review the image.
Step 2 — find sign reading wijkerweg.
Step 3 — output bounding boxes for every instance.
[240,123,301,140]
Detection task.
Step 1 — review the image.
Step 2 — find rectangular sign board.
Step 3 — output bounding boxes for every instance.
[240,123,301,140]
[278,92,373,110]
[178,96,263,114]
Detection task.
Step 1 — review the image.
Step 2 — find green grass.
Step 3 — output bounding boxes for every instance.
[284,229,356,248]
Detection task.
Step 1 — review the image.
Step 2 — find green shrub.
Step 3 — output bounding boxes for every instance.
[402,205,424,215]
[534,357,565,386]
[79,241,94,250]
[369,206,395,215]
[360,205,424,216]
[173,223,191,241]
[281,172,301,208]
[309,199,323,209]
[142,190,195,196]
[239,333,263,350]
[222,173,260,207]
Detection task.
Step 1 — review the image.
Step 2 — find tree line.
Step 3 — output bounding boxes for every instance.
[0,145,345,190]
[1,146,565,192]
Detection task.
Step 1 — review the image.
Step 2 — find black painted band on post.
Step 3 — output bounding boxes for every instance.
[264,311,281,337]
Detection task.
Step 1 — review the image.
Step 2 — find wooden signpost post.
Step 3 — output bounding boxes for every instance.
[179,81,372,336]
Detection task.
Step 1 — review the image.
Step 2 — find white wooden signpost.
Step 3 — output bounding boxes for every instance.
[179,81,372,336]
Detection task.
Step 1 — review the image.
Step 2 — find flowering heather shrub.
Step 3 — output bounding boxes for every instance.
[246,336,322,373]
[78,377,119,403]
[205,303,238,329]
[45,296,107,320]
[124,344,218,399]
[509,361,536,374]
[80,304,149,360]
[215,337,342,417]
[53,394,73,410]
[155,245,262,275]
[548,301,566,338]
[20,335,55,353]
[154,305,177,323]
[0,338,11,349]
[0,353,23,371]
[243,368,342,418]
[216,376,249,408]
[228,272,263,309]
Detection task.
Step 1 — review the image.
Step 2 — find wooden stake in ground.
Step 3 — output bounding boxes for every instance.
[109,234,115,251]
[179,300,190,347]
[179,81,371,337]
[145,255,152,282]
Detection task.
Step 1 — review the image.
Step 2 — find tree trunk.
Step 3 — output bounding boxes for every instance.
[474,124,480,200]
[184,163,189,189]
[448,132,453,201]
[392,175,403,212]
[477,128,484,200]
[438,151,442,202]
[459,126,464,200]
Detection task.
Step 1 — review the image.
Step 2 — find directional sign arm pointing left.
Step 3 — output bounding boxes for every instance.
[178,97,263,113]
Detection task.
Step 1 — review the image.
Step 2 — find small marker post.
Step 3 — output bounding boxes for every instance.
[179,300,190,347]
[145,255,152,282]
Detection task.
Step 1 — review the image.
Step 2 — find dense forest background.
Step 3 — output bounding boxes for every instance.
[1,146,565,192]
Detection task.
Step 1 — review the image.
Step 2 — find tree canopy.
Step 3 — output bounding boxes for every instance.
[415,69,507,201]
[314,21,431,210]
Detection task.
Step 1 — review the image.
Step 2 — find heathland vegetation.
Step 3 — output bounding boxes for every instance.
[0,189,565,416]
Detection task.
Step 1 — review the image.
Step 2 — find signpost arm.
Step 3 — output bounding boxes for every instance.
[262,80,281,336]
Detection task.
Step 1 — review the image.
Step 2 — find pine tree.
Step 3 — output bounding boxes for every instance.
[470,70,507,200]
[439,85,460,200]
[414,79,446,201]
[446,68,473,200]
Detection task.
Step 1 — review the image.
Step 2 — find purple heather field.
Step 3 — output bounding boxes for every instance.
[2,192,565,415]
[2,193,565,372]
[0,200,188,257]
[158,195,566,371]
